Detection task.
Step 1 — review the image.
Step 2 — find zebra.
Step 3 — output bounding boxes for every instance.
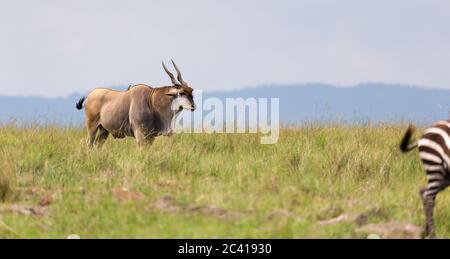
[400,121,450,238]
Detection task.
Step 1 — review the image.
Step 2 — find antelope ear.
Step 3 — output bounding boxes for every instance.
[166,88,178,97]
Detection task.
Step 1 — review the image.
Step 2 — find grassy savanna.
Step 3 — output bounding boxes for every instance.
[0,124,448,238]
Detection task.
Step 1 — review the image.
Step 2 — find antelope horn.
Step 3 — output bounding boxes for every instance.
[171,59,186,85]
[162,61,179,86]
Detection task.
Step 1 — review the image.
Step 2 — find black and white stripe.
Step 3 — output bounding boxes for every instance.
[400,121,450,238]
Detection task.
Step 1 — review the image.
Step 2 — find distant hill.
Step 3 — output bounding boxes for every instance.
[0,93,84,126]
[0,83,449,126]
[203,83,450,125]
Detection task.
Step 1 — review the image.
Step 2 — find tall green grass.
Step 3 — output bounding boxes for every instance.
[0,124,448,238]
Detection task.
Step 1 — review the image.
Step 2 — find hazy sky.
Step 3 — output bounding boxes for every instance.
[1,0,450,97]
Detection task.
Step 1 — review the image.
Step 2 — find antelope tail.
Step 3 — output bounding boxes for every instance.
[76,96,86,110]
[400,124,418,153]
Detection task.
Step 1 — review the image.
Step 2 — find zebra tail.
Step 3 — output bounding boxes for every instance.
[400,124,418,153]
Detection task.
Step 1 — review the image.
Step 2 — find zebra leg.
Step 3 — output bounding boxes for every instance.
[420,176,447,239]
[419,164,449,239]
[420,189,436,239]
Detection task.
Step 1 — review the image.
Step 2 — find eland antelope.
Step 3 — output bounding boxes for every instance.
[76,60,195,147]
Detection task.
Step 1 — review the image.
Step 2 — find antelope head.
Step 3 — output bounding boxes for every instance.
[162,60,196,112]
